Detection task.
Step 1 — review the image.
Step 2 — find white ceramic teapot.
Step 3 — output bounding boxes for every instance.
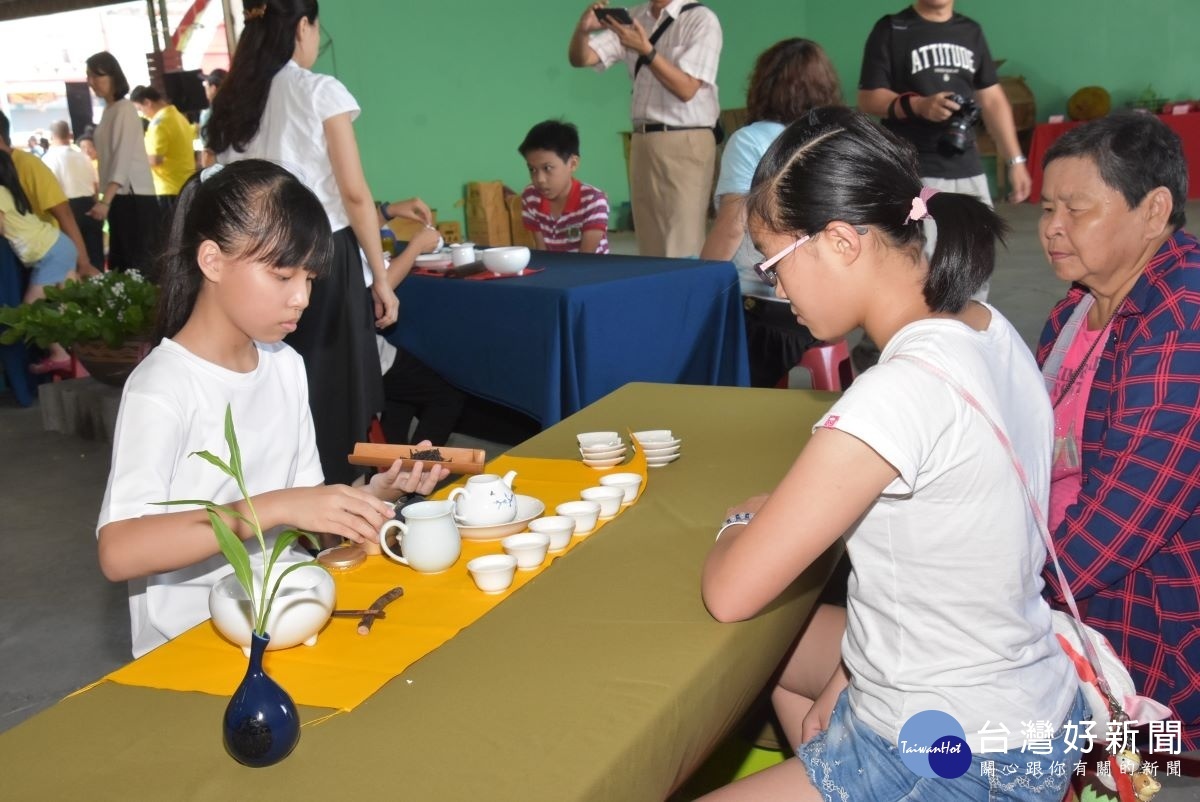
[449,470,518,526]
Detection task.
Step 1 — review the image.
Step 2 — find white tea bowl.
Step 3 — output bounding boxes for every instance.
[581,486,625,519]
[209,563,335,656]
[467,554,518,593]
[577,431,622,448]
[632,429,674,444]
[481,246,531,275]
[529,516,576,551]
[502,532,551,570]
[579,443,627,460]
[556,500,601,536]
[599,472,643,504]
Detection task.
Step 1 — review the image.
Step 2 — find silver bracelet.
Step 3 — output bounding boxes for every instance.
[715,511,754,541]
[1006,155,1027,167]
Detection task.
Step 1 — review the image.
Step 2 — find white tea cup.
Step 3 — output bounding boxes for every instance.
[556,500,601,536]
[529,516,576,551]
[502,532,551,570]
[599,472,643,504]
[581,486,624,519]
[378,500,461,574]
[450,242,477,266]
[467,554,517,593]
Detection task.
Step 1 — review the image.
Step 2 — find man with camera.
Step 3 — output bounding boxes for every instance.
[568,1,722,258]
[858,0,1029,212]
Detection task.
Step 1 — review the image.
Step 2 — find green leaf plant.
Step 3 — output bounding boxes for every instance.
[158,405,324,637]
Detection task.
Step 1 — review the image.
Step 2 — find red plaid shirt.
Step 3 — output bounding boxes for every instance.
[1037,229,1200,751]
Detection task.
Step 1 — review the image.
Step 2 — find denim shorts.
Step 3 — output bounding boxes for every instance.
[797,688,1088,802]
[29,233,76,287]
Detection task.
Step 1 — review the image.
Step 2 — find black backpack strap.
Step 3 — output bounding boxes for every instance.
[634,3,704,77]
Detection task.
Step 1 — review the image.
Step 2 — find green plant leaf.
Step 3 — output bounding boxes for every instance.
[223,406,246,499]
[206,508,256,624]
[188,450,236,480]
[258,559,322,636]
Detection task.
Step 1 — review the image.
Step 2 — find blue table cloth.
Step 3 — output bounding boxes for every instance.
[387,251,749,427]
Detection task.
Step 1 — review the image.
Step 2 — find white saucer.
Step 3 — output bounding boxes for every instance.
[579,445,627,460]
[415,253,453,270]
[635,436,682,450]
[640,443,681,457]
[456,495,546,541]
[646,453,682,468]
[582,455,625,468]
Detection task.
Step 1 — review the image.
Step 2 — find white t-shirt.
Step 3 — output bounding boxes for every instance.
[814,307,1076,751]
[97,338,324,658]
[215,61,369,284]
[41,144,97,199]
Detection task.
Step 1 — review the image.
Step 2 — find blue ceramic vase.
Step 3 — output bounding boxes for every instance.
[222,632,300,767]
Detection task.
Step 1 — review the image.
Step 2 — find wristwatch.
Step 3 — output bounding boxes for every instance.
[1006,155,1028,167]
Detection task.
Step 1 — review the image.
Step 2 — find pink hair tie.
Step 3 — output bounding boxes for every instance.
[905,186,940,224]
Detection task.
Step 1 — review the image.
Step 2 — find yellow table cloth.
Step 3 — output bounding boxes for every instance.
[102,450,647,712]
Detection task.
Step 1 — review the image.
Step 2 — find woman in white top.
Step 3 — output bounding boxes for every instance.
[84,52,158,273]
[700,108,1082,801]
[206,0,397,486]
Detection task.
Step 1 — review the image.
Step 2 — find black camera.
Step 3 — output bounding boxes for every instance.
[938,93,982,154]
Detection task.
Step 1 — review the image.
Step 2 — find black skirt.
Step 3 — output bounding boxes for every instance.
[286,227,384,485]
[106,194,160,276]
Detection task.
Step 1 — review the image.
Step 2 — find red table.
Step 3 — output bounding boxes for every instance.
[1028,111,1200,202]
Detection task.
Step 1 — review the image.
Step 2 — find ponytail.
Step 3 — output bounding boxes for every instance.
[154,173,207,341]
[921,192,1007,312]
[205,0,319,155]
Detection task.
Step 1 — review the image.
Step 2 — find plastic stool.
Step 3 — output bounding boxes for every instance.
[795,339,854,391]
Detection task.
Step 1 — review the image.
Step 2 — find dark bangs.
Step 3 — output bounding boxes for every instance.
[235,175,334,277]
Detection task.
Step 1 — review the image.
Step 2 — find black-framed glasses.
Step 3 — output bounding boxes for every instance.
[753,234,811,288]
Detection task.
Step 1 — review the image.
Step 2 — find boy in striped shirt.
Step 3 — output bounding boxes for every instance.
[519,120,610,254]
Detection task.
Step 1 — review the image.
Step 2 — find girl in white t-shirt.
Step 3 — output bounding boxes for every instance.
[699,109,1081,801]
[97,160,448,658]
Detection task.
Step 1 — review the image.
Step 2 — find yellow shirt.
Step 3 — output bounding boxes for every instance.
[145,104,196,196]
[11,148,66,226]
[0,185,59,264]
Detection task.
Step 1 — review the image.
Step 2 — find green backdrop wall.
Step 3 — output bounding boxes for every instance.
[314,1,1199,227]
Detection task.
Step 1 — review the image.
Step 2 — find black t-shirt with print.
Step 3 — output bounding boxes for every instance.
[859,7,998,179]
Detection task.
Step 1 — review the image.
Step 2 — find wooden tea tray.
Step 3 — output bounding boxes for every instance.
[347,442,486,474]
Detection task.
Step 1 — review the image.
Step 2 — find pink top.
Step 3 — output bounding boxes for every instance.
[1048,322,1109,531]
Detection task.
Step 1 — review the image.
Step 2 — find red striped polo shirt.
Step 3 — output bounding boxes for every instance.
[520,179,610,253]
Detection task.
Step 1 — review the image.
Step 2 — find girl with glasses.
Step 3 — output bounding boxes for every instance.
[700,107,1083,801]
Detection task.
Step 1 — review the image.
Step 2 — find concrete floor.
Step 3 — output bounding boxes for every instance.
[2,203,1198,794]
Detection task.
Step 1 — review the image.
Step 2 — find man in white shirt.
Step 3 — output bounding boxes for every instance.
[41,120,103,270]
[568,1,722,258]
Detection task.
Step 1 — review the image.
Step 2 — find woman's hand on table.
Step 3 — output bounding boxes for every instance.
[410,225,442,254]
[282,484,395,546]
[367,441,452,501]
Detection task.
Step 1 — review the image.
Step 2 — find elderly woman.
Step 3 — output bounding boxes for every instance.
[1038,112,1200,751]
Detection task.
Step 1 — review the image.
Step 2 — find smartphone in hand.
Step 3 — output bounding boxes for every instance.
[594,6,634,25]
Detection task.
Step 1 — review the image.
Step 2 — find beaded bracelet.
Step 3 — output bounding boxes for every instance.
[715,511,754,541]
